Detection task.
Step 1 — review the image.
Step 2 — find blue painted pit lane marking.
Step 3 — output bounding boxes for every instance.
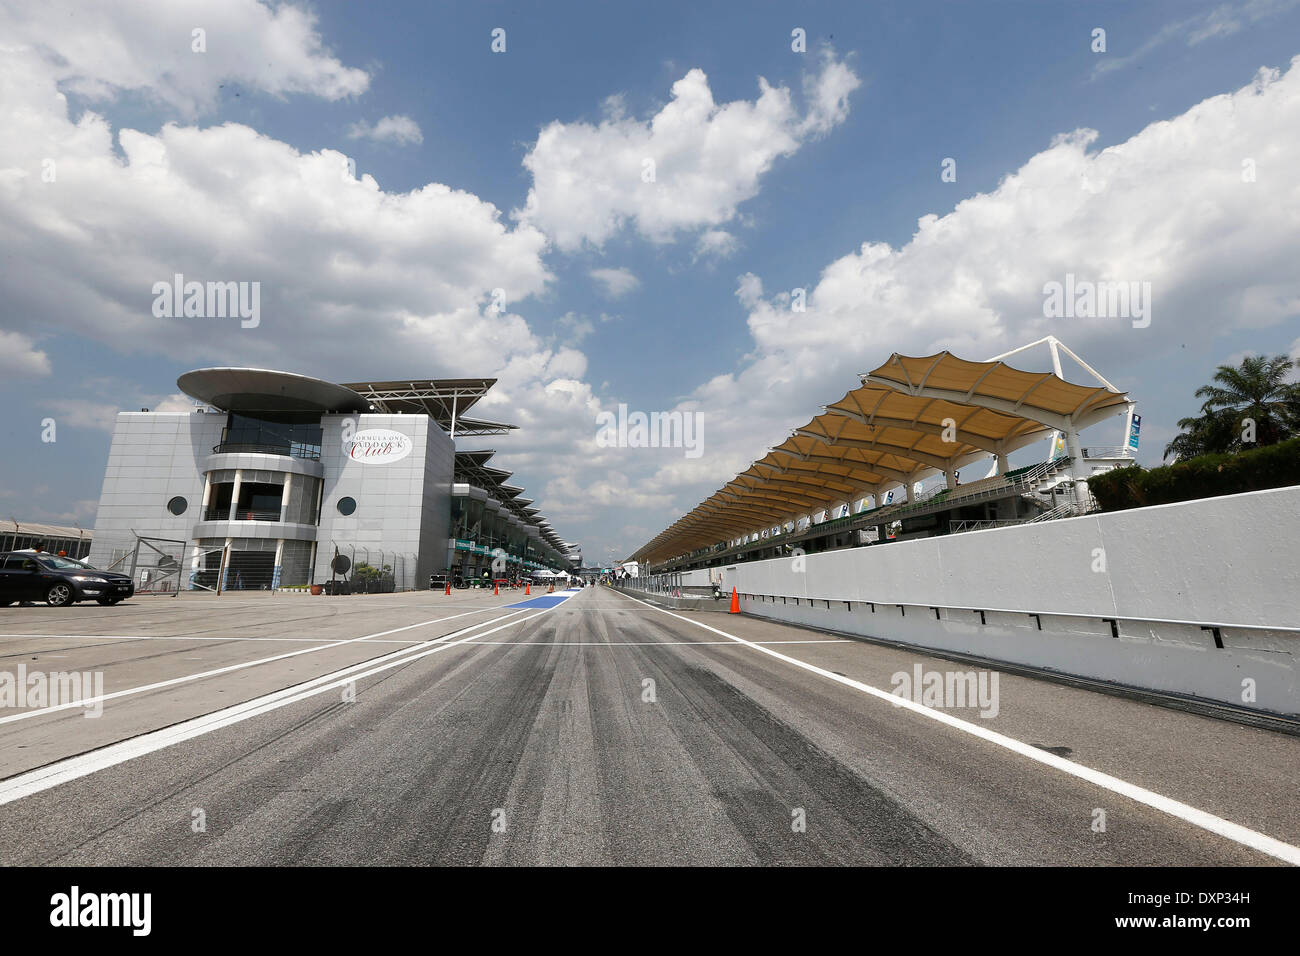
[506,592,576,609]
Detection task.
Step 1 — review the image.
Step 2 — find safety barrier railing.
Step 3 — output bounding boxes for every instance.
[1026,503,1077,523]
[948,518,1031,533]
[732,592,1300,635]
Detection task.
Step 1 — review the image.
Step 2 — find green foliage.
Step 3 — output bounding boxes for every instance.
[1165,353,1300,457]
[1088,436,1300,511]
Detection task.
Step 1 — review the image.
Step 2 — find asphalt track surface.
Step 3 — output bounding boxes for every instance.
[0,586,1296,866]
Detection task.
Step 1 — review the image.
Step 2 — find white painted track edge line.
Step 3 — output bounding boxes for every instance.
[0,634,435,645]
[0,606,506,726]
[462,639,852,646]
[616,590,1300,866]
[0,608,549,806]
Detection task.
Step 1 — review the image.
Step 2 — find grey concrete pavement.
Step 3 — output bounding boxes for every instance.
[0,586,1296,865]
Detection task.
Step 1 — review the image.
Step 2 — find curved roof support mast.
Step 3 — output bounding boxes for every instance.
[986,335,1135,508]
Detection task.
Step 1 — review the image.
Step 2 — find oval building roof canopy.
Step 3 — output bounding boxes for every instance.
[178,368,369,415]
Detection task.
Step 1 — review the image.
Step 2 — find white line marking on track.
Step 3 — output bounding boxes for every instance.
[0,634,428,645]
[463,639,852,646]
[617,591,1300,866]
[0,606,503,727]
[0,608,549,807]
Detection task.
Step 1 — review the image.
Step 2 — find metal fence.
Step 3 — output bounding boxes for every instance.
[92,534,427,595]
[322,544,419,593]
[101,535,188,596]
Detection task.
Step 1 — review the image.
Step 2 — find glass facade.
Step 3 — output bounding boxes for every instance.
[217,412,323,459]
[202,471,319,523]
[449,490,567,581]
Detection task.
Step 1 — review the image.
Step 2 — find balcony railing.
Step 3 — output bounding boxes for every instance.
[1081,446,1133,459]
[203,507,283,522]
[212,441,321,461]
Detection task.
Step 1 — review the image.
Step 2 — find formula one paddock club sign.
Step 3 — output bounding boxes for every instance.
[347,428,413,464]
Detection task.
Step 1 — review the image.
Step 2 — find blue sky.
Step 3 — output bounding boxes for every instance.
[2,0,1299,562]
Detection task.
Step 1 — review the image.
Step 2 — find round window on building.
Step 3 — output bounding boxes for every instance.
[166,496,188,516]
[337,496,357,516]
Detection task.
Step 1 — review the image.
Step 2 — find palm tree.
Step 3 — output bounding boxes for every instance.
[1165,353,1300,458]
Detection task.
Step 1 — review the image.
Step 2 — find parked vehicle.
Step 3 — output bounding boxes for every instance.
[0,551,135,607]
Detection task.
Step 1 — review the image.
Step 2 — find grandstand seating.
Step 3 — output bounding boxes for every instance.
[690,457,1092,566]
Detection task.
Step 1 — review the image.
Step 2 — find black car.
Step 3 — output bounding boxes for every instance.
[0,552,135,607]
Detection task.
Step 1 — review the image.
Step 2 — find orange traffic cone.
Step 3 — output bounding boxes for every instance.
[494,581,499,596]
[525,582,531,595]
[729,586,740,614]
[444,581,451,595]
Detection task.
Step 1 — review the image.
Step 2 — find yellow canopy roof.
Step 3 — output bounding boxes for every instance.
[633,349,1130,564]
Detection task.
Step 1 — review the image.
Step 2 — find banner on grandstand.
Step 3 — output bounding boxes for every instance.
[1051,432,1067,459]
[1127,414,1141,451]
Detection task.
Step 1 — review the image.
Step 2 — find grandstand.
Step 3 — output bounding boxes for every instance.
[0,520,93,559]
[635,337,1137,572]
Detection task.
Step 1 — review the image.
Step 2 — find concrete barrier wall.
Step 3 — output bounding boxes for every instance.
[616,585,731,612]
[712,487,1300,716]
[679,569,715,588]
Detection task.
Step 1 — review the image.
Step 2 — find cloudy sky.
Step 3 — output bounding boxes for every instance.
[1,0,1298,564]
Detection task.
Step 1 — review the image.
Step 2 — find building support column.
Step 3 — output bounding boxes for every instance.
[1066,426,1090,509]
[220,536,233,591]
[228,470,243,521]
[272,537,285,590]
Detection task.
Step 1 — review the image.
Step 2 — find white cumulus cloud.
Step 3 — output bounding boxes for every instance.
[628,58,1300,551]
[695,229,738,262]
[517,50,860,251]
[0,330,52,378]
[589,267,640,299]
[346,114,423,146]
[0,0,370,117]
[0,11,730,560]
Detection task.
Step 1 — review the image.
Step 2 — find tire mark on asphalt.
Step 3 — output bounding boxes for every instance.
[652,658,976,865]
